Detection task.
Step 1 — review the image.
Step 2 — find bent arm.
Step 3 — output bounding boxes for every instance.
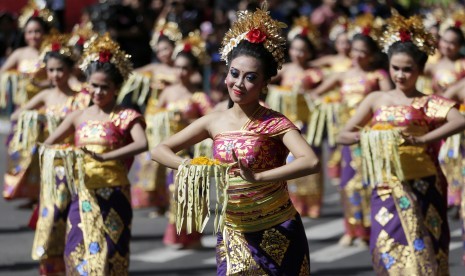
[151,115,211,169]
[443,79,465,101]
[417,108,465,143]
[10,91,47,121]
[0,50,19,72]
[99,122,148,160]
[253,130,319,182]
[44,110,80,144]
[307,72,340,96]
[336,93,376,145]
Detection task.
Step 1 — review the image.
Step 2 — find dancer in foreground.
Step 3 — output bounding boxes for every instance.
[44,33,147,275]
[337,13,465,275]
[152,4,318,275]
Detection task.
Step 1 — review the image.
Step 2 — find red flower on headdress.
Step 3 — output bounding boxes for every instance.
[342,22,349,31]
[159,30,164,36]
[99,50,112,63]
[51,42,61,51]
[361,26,371,36]
[32,9,40,17]
[455,20,463,28]
[399,29,411,42]
[77,36,85,46]
[300,27,309,37]
[246,28,267,44]
[183,43,192,53]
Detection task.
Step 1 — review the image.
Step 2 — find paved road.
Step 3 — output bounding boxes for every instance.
[0,124,463,275]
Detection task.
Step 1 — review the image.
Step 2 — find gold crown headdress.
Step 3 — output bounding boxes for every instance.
[287,16,320,49]
[220,2,287,69]
[347,13,383,42]
[378,12,436,56]
[150,19,183,50]
[79,33,133,81]
[68,22,96,49]
[18,0,55,29]
[329,16,350,42]
[39,33,77,63]
[439,9,465,37]
[423,8,444,31]
[172,30,209,65]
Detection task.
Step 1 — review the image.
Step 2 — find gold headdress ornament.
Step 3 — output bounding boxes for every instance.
[220,1,287,69]
[439,9,465,37]
[379,12,436,56]
[347,13,383,42]
[39,32,77,63]
[150,19,183,50]
[423,8,444,31]
[68,22,96,49]
[329,16,350,42]
[172,30,209,64]
[287,16,321,49]
[18,0,55,29]
[79,33,133,81]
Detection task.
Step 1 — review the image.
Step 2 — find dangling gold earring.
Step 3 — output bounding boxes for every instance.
[262,86,268,94]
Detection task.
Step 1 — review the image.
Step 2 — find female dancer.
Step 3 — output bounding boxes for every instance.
[0,3,53,111]
[425,13,465,212]
[271,17,324,218]
[309,16,392,247]
[129,20,183,211]
[338,14,465,275]
[9,34,89,275]
[157,31,212,249]
[44,34,148,275]
[152,5,318,274]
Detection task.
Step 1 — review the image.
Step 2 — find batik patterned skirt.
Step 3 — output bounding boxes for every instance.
[32,165,71,275]
[64,185,132,276]
[340,145,371,239]
[216,215,310,276]
[370,175,449,275]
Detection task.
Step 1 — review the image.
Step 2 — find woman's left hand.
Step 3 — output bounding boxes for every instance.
[231,150,258,183]
[81,147,107,162]
[400,133,426,145]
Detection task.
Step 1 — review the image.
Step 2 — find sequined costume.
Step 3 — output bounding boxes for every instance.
[339,69,389,241]
[271,67,324,218]
[368,95,454,275]
[213,105,310,275]
[64,107,144,275]
[158,92,213,247]
[31,92,90,275]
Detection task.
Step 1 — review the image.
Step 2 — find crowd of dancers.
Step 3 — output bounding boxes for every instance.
[2,0,465,275]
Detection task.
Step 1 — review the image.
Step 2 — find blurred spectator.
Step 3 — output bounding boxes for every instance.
[107,0,152,68]
[0,12,18,66]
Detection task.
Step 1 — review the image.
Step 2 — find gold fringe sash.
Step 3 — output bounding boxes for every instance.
[11,111,62,153]
[38,144,85,203]
[145,110,175,148]
[0,71,20,108]
[11,110,40,152]
[175,158,231,234]
[117,72,152,106]
[360,126,404,186]
[439,133,461,162]
[306,99,341,147]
